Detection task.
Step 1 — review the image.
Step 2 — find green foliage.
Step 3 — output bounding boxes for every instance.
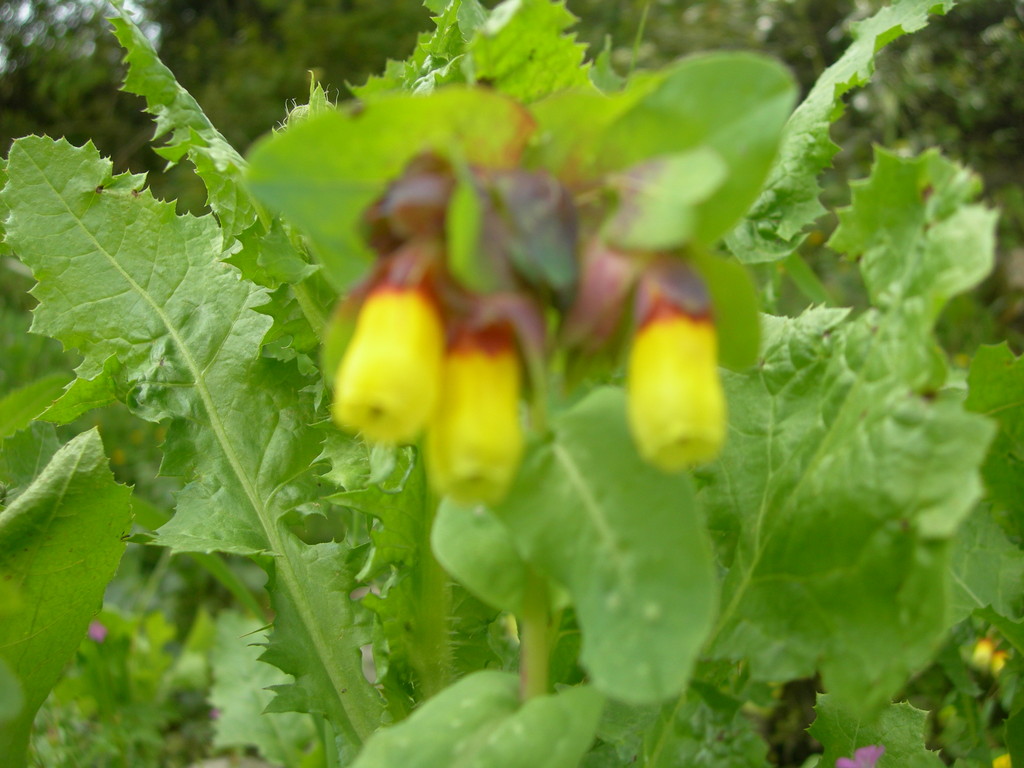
[1,1,1021,766]
[210,612,316,767]
[0,429,132,766]
[703,149,997,715]
[247,87,534,290]
[966,343,1024,539]
[495,388,717,704]
[809,695,944,768]
[110,9,258,243]
[0,373,69,442]
[727,0,961,264]
[467,0,591,102]
[350,671,604,768]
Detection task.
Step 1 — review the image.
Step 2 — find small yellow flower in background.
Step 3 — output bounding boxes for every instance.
[971,637,996,671]
[427,327,524,505]
[990,649,1008,677]
[970,636,1009,678]
[993,754,1011,768]
[627,308,726,471]
[333,286,445,444]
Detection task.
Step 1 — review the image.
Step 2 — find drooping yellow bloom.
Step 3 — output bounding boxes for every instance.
[333,286,445,444]
[427,331,524,505]
[627,310,726,471]
[993,754,1011,768]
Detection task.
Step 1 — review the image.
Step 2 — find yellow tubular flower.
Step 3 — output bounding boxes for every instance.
[627,309,726,471]
[427,330,524,505]
[333,286,445,444]
[993,755,1011,768]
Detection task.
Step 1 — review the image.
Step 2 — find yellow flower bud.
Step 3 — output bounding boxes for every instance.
[993,754,1011,768]
[627,310,726,471]
[333,286,445,443]
[427,330,524,505]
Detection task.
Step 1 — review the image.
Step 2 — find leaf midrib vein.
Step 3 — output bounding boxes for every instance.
[23,144,376,742]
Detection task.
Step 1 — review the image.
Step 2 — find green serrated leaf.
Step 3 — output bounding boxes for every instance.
[0,372,69,441]
[949,505,1024,622]
[831,149,991,315]
[40,355,122,424]
[727,0,960,263]
[495,387,717,703]
[329,452,454,704]
[704,307,993,714]
[965,343,1024,538]
[246,87,534,291]
[351,671,603,768]
[3,136,382,746]
[642,685,770,768]
[702,150,996,715]
[466,0,592,103]
[211,612,316,768]
[0,429,132,767]
[110,10,259,242]
[808,695,944,768]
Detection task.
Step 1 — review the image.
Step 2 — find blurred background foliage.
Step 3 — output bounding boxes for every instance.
[3,0,1023,347]
[2,1,1022,765]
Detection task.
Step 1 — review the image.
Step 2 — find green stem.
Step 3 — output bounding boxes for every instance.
[629,0,652,78]
[409,493,453,699]
[519,567,551,700]
[316,714,340,768]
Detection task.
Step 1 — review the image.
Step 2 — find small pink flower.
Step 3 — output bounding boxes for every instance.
[837,745,885,768]
[209,708,221,720]
[87,621,108,643]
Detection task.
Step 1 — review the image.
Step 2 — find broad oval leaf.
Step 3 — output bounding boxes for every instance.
[495,387,717,703]
[246,87,535,291]
[598,52,796,247]
[351,671,603,768]
[432,499,528,615]
[0,429,132,766]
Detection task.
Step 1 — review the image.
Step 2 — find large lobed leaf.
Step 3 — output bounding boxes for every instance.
[356,0,589,103]
[466,0,591,103]
[701,149,997,715]
[727,0,960,263]
[110,7,258,242]
[808,695,944,768]
[965,343,1024,540]
[1,136,383,746]
[0,429,132,767]
[210,611,316,767]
